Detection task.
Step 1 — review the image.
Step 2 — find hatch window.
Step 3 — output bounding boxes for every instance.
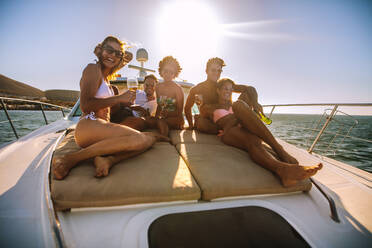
[148,206,309,248]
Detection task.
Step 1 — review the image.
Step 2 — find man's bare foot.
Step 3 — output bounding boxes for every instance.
[52,156,73,180]
[275,148,299,165]
[277,163,323,187]
[94,156,113,178]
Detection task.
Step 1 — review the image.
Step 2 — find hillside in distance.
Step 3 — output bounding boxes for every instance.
[0,74,45,98]
[0,74,79,102]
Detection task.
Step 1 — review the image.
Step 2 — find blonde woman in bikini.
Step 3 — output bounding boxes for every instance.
[201,78,322,187]
[53,36,166,180]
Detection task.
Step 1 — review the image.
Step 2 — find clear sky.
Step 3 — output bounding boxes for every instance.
[1,0,371,115]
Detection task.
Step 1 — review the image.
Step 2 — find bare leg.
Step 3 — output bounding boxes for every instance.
[94,150,145,177]
[222,126,322,187]
[93,131,169,177]
[157,119,169,136]
[120,116,146,131]
[195,116,219,134]
[232,99,298,164]
[52,119,165,180]
[165,116,184,130]
[53,133,156,180]
[144,116,158,129]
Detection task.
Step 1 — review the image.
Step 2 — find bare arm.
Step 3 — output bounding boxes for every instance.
[184,86,197,128]
[80,64,134,113]
[234,84,263,114]
[200,104,216,120]
[233,84,258,101]
[155,85,161,118]
[110,85,120,114]
[175,85,184,117]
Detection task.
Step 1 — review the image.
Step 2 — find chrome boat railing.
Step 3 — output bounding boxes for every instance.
[263,103,372,222]
[0,96,71,139]
[263,103,372,153]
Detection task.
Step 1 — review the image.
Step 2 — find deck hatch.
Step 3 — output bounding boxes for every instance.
[148,206,310,248]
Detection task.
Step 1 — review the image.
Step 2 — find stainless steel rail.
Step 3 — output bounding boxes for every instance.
[262,103,372,153]
[262,103,372,223]
[310,178,340,222]
[0,96,71,140]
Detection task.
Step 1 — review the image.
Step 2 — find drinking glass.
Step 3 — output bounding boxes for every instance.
[127,78,138,106]
[127,78,138,92]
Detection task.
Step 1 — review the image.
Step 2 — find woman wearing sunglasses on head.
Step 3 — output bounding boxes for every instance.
[52,36,167,180]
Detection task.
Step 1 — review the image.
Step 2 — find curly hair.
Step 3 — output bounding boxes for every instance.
[94,36,127,80]
[206,57,226,71]
[158,56,182,78]
[217,78,235,89]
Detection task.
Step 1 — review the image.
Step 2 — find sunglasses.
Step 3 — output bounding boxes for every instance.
[102,45,124,58]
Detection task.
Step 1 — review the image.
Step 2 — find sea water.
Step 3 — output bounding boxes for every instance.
[267,114,372,173]
[1,111,371,173]
[0,110,65,145]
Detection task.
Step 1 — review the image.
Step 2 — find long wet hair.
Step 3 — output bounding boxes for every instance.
[94,36,127,81]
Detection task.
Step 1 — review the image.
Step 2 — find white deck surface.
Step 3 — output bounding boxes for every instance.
[0,119,371,247]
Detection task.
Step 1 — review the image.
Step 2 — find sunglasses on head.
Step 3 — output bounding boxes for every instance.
[102,45,124,58]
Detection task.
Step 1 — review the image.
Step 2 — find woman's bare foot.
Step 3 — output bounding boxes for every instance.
[94,156,113,177]
[275,147,299,165]
[277,163,323,187]
[52,156,73,180]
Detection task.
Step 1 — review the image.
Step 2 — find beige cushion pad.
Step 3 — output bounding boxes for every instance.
[176,140,311,200]
[170,130,224,146]
[51,131,201,209]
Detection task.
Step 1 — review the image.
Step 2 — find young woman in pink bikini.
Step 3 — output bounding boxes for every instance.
[200,78,322,187]
[53,36,166,180]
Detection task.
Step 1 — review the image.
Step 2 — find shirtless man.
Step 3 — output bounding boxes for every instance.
[185,57,262,133]
[184,57,298,164]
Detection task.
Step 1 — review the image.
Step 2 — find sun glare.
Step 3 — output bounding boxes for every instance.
[156,1,220,64]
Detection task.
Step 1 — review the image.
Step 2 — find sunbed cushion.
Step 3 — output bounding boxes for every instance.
[169,130,224,146]
[51,131,201,209]
[173,130,311,200]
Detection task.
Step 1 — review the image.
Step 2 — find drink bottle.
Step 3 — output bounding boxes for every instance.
[259,112,272,125]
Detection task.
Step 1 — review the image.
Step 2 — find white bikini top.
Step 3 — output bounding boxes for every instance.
[95,80,114,98]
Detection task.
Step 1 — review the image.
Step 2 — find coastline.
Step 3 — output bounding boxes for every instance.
[0,96,76,110]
